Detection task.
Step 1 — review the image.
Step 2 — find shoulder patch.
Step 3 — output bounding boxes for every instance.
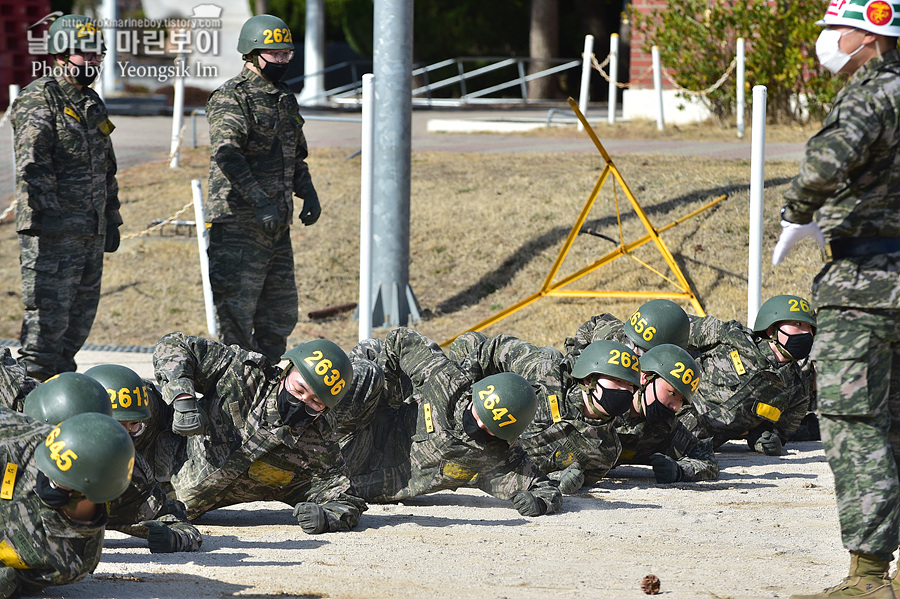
[64,106,81,122]
[729,350,746,375]
[1,463,17,500]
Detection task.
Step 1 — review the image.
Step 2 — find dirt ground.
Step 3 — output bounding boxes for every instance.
[29,439,844,599]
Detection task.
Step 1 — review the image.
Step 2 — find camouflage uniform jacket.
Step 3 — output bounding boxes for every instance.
[11,74,120,235]
[782,49,900,310]
[0,408,106,594]
[684,314,811,446]
[449,332,620,484]
[206,66,313,226]
[615,409,719,482]
[0,347,39,412]
[344,328,562,513]
[153,333,365,531]
[564,313,631,357]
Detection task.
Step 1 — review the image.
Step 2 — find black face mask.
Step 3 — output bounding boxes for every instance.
[66,58,100,86]
[463,407,496,445]
[642,381,676,423]
[595,384,634,418]
[778,329,814,361]
[276,386,318,428]
[260,61,289,82]
[35,471,75,508]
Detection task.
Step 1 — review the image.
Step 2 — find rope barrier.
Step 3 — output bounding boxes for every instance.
[121,200,195,240]
[590,51,736,95]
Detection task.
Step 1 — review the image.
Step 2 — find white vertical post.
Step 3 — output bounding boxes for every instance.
[100,0,118,96]
[192,179,217,338]
[747,85,767,328]
[169,52,186,168]
[8,84,19,175]
[359,73,375,341]
[299,0,326,105]
[736,38,746,139]
[652,45,664,131]
[577,34,594,132]
[607,33,619,125]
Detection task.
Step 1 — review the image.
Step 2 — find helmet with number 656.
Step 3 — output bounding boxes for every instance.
[624,299,690,351]
[34,412,135,503]
[638,343,700,403]
[84,364,151,423]
[24,372,113,425]
[282,340,353,409]
[472,372,537,442]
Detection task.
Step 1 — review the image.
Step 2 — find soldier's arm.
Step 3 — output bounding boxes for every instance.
[290,109,314,196]
[449,332,553,383]
[672,426,719,482]
[11,89,61,214]
[687,314,728,351]
[476,446,562,515]
[152,332,243,404]
[104,138,122,226]
[380,327,452,389]
[564,314,625,360]
[303,462,368,532]
[207,88,271,208]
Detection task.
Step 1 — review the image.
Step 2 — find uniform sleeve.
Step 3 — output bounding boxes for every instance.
[291,112,314,197]
[105,138,121,225]
[448,332,553,383]
[305,463,368,532]
[672,425,719,482]
[475,445,562,514]
[207,87,271,207]
[380,327,455,390]
[564,314,625,358]
[152,332,244,404]
[11,87,62,216]
[687,315,727,351]
[782,89,883,224]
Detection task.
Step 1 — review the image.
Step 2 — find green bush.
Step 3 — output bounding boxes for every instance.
[630,0,843,123]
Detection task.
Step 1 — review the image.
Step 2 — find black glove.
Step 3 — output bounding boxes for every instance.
[172,397,208,436]
[752,430,784,456]
[511,491,547,517]
[105,221,121,253]
[293,502,328,534]
[298,188,321,226]
[143,521,180,553]
[0,565,17,599]
[650,453,683,483]
[40,209,64,235]
[557,462,585,495]
[254,201,280,233]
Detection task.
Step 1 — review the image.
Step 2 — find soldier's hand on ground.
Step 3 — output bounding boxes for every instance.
[293,502,328,534]
[772,220,825,265]
[752,430,784,456]
[254,202,280,234]
[40,209,65,235]
[105,221,121,253]
[650,453,683,483]
[172,397,209,436]
[0,566,17,599]
[143,520,180,553]
[298,188,321,226]
[557,461,585,494]
[512,491,547,517]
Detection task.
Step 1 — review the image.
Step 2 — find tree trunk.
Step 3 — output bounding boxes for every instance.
[255,0,268,15]
[528,0,559,99]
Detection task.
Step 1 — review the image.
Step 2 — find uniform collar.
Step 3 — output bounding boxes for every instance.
[850,48,900,85]
[54,70,88,105]
[239,64,284,94]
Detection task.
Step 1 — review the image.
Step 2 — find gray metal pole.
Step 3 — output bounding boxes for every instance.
[371,0,420,328]
[298,0,325,105]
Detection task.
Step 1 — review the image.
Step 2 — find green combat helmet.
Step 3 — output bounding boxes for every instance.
[23,372,113,425]
[282,340,353,409]
[84,364,151,423]
[237,14,294,54]
[752,294,817,334]
[34,412,135,504]
[472,372,537,442]
[624,299,690,351]
[571,340,641,387]
[639,343,700,403]
[46,14,105,55]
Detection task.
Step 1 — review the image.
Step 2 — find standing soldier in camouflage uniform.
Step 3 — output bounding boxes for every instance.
[206,14,321,363]
[613,344,719,484]
[450,332,639,493]
[0,410,133,598]
[773,2,900,597]
[153,333,381,534]
[681,294,817,456]
[0,348,39,413]
[11,14,122,381]
[343,328,562,517]
[84,364,201,553]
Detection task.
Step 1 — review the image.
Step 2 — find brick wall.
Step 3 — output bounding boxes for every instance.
[627,0,676,90]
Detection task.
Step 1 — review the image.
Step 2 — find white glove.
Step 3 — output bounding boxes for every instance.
[772,220,825,265]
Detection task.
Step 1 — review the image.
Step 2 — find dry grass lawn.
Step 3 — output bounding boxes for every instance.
[0,123,822,354]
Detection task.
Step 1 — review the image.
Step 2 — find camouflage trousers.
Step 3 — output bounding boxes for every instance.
[17,233,104,379]
[207,222,298,363]
[815,307,900,558]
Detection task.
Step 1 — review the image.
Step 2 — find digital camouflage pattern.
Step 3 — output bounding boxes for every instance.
[340,328,562,514]
[449,332,621,486]
[683,314,812,447]
[11,73,120,378]
[0,348,39,412]
[153,333,371,532]
[781,49,900,557]
[206,66,316,362]
[0,408,107,594]
[615,407,719,482]
[564,313,632,358]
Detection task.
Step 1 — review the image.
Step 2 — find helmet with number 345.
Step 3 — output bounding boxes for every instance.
[282,339,353,410]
